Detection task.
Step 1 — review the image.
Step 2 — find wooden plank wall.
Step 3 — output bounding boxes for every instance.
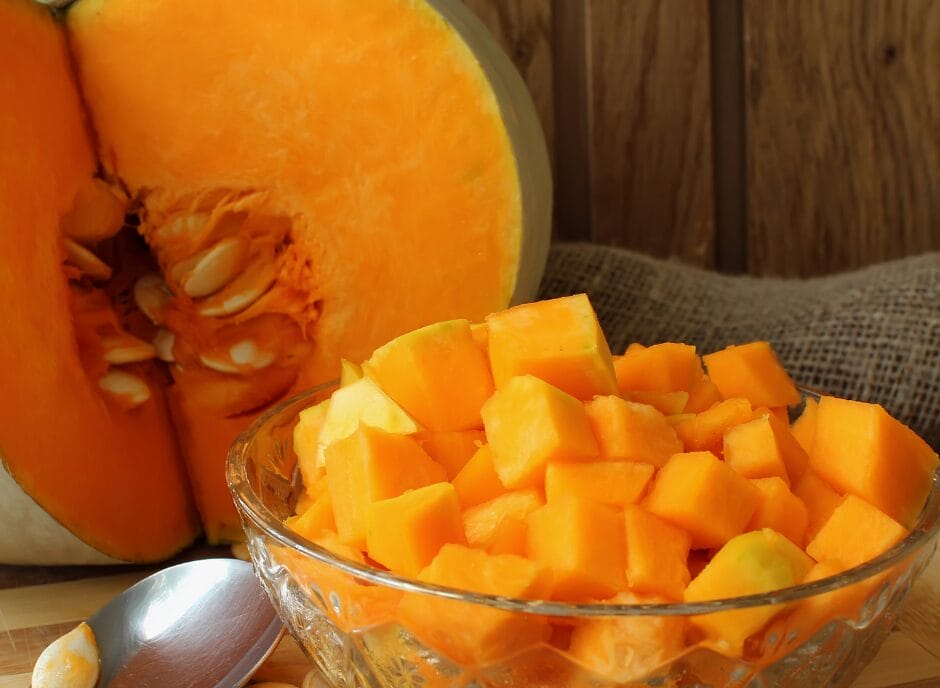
[463,0,940,277]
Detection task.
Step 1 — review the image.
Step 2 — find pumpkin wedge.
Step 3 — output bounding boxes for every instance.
[0,0,550,560]
[64,0,549,542]
[0,0,199,564]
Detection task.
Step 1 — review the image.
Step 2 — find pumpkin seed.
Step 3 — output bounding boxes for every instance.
[160,211,210,240]
[60,178,125,246]
[229,340,276,369]
[98,370,150,408]
[230,542,251,561]
[101,334,157,365]
[133,273,172,324]
[152,328,176,362]
[180,236,250,298]
[199,258,278,317]
[63,237,112,282]
[30,621,99,688]
[199,354,241,374]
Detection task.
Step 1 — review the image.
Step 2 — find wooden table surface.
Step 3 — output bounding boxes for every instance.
[0,546,937,688]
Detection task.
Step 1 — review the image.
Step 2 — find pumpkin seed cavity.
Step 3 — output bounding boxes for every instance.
[62,185,315,415]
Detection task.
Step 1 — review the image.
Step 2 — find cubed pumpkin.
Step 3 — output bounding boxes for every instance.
[703,342,801,409]
[584,396,682,467]
[644,451,759,549]
[805,494,908,572]
[526,497,626,600]
[623,505,691,600]
[482,375,598,489]
[673,398,753,455]
[747,477,809,547]
[485,294,618,400]
[544,461,655,507]
[463,488,544,551]
[614,342,702,394]
[366,483,465,577]
[363,319,494,431]
[810,396,938,528]
[326,426,445,547]
[397,544,551,665]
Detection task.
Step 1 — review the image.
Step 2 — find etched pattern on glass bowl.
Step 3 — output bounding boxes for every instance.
[228,384,940,688]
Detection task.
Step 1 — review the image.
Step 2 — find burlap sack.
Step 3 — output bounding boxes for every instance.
[538,243,940,449]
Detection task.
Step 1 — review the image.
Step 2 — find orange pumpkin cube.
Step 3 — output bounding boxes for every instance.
[366,483,465,577]
[487,516,529,556]
[703,342,801,409]
[544,461,655,507]
[673,397,753,454]
[624,505,691,600]
[622,390,690,416]
[809,396,938,528]
[325,426,445,547]
[470,321,489,351]
[295,532,401,632]
[614,342,703,394]
[284,490,335,542]
[293,399,330,490]
[398,544,551,665]
[452,444,507,508]
[482,375,598,488]
[363,319,494,431]
[416,429,485,479]
[567,591,687,683]
[685,529,813,654]
[792,470,843,541]
[684,374,723,414]
[781,561,877,644]
[485,294,618,400]
[584,396,682,467]
[644,451,759,549]
[463,488,544,551]
[527,497,626,600]
[723,416,791,483]
[747,477,809,547]
[760,408,810,482]
[805,494,909,572]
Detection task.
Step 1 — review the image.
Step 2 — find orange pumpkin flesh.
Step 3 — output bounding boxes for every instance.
[0,0,199,563]
[1,0,548,557]
[62,0,542,542]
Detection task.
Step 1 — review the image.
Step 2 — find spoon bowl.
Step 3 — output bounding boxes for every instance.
[87,558,284,688]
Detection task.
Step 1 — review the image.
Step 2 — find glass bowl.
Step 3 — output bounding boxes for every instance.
[227,383,939,688]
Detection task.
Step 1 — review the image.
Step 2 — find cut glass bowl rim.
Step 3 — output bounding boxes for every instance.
[227,382,940,618]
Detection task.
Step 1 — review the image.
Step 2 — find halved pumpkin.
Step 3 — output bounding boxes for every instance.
[0,0,199,563]
[0,0,550,560]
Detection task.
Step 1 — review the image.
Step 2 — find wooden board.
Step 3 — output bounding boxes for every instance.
[0,550,937,687]
[586,0,716,267]
[743,0,940,277]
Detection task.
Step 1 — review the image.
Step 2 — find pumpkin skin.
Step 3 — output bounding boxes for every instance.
[0,0,550,559]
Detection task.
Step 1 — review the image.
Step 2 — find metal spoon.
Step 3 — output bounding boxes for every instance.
[87,558,284,688]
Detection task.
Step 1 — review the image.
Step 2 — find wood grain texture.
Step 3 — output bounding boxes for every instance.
[586,0,716,266]
[551,0,592,241]
[461,0,555,163]
[744,0,940,277]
